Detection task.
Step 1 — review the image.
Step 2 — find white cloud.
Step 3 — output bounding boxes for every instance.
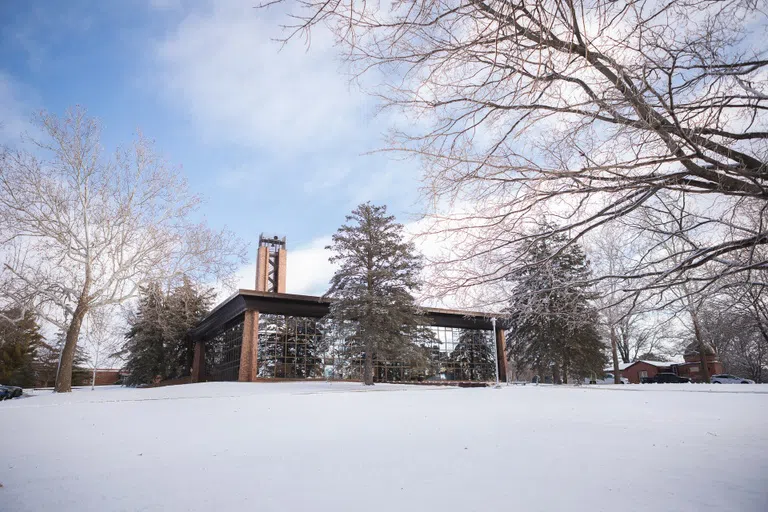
[152,1,367,153]
[285,236,336,295]
[231,235,336,297]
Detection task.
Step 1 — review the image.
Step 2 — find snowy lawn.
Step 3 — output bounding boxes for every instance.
[1,382,767,512]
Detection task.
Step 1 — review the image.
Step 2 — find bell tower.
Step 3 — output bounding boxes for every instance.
[255,234,286,293]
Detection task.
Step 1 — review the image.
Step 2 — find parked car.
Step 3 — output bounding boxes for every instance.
[0,386,10,401]
[586,373,629,384]
[641,372,691,384]
[711,374,755,384]
[0,384,23,398]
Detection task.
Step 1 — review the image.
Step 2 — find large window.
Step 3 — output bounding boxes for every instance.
[204,318,244,381]
[258,315,326,379]
[256,315,496,382]
[428,327,496,381]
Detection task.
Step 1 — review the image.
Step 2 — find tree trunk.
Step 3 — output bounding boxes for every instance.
[561,357,568,385]
[689,308,711,383]
[363,337,374,386]
[552,362,561,385]
[610,326,621,384]
[55,302,88,393]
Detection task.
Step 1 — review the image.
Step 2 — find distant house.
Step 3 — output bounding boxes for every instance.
[606,343,723,383]
[605,361,678,384]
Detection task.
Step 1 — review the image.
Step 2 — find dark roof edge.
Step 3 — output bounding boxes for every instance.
[235,289,498,319]
[196,289,500,327]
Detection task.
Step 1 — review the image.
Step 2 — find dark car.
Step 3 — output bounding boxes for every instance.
[641,372,691,384]
[0,384,23,398]
[0,386,12,400]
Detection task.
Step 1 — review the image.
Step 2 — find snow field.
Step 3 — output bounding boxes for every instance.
[1,382,766,512]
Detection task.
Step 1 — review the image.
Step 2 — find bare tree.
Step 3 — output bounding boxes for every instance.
[265,0,767,305]
[615,314,669,363]
[0,107,246,392]
[629,193,722,381]
[700,279,768,382]
[591,225,637,381]
[81,307,124,390]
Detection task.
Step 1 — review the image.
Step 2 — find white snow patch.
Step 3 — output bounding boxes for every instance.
[1,382,766,512]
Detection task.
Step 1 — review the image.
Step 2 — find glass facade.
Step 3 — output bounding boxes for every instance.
[255,314,496,382]
[428,326,496,381]
[204,317,244,381]
[257,315,326,379]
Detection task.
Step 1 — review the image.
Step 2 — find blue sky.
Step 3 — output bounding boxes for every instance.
[0,0,423,294]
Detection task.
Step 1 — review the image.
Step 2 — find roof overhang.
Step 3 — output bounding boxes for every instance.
[191,289,501,341]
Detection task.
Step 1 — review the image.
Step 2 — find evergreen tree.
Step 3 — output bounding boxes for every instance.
[325,203,430,385]
[165,277,215,379]
[34,341,61,388]
[122,283,168,386]
[0,309,42,387]
[506,225,606,383]
[121,280,213,386]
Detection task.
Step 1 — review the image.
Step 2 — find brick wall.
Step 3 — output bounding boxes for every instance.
[92,370,122,386]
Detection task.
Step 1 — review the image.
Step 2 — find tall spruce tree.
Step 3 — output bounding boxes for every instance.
[121,279,213,386]
[325,203,429,385]
[165,277,215,379]
[34,341,61,388]
[0,309,42,387]
[122,283,167,386]
[506,225,606,383]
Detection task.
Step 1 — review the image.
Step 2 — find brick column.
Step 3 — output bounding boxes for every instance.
[276,248,287,293]
[191,340,204,383]
[238,310,260,382]
[255,247,269,291]
[495,328,508,383]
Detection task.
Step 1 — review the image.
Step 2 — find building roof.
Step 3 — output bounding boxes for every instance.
[191,289,503,341]
[604,360,679,372]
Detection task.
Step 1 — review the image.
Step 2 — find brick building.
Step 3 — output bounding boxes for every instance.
[608,344,723,383]
[91,368,129,386]
[676,342,723,381]
[190,235,507,384]
[606,360,673,384]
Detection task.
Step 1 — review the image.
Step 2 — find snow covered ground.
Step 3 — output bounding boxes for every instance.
[1,382,766,512]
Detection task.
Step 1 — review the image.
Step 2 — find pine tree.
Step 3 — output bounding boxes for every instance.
[325,203,430,385]
[121,280,213,385]
[34,341,61,388]
[506,225,606,383]
[165,277,215,379]
[0,309,42,387]
[122,283,167,386]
